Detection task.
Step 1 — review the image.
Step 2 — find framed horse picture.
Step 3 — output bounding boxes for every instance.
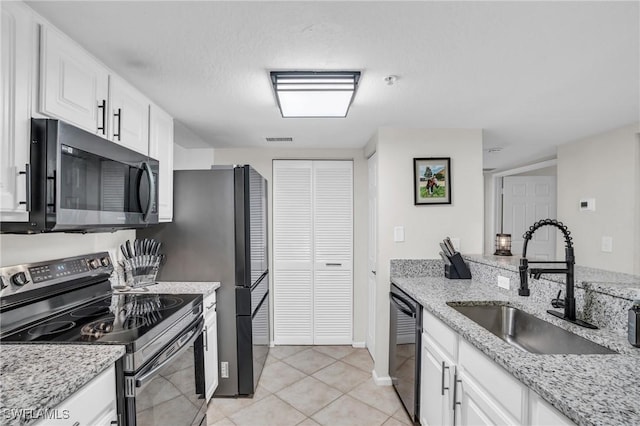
[413,157,451,205]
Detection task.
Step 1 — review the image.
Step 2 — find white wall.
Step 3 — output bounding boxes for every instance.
[214,148,369,345]
[0,230,135,267]
[373,127,484,378]
[173,144,215,170]
[557,123,640,274]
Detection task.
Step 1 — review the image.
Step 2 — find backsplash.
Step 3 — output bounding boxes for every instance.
[390,255,640,334]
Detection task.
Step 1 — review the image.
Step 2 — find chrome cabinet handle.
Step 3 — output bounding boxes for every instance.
[72,422,80,426]
[206,302,215,310]
[18,164,31,211]
[204,325,208,351]
[113,108,122,140]
[452,367,462,424]
[441,361,450,395]
[326,263,342,266]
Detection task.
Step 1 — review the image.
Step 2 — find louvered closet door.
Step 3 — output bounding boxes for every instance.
[313,161,353,344]
[273,160,314,344]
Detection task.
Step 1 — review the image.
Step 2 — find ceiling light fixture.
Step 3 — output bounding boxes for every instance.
[270,71,361,118]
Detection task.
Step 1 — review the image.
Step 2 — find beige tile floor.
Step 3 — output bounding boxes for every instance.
[207,346,412,426]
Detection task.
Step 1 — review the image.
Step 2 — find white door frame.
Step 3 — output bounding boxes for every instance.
[488,159,557,255]
[366,152,377,359]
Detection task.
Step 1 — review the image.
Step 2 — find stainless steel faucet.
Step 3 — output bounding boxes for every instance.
[518,219,597,329]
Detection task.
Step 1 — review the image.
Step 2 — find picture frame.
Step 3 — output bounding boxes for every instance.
[413,157,451,205]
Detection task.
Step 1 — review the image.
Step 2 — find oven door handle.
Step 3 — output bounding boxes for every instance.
[135,318,203,388]
[390,293,416,318]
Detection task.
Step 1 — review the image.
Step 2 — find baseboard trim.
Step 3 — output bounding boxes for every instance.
[352,341,366,348]
[372,369,392,386]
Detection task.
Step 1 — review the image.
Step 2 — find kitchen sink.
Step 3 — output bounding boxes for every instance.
[447,302,617,355]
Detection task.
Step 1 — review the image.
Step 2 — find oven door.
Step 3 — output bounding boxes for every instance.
[125,318,206,426]
[389,284,421,425]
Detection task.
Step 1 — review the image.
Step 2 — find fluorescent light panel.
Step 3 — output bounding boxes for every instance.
[271,71,361,118]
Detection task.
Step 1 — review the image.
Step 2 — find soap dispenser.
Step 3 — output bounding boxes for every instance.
[630,300,640,347]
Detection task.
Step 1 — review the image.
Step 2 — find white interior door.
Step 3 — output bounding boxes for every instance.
[273,160,314,344]
[503,176,557,259]
[273,160,353,345]
[367,153,377,359]
[313,161,353,344]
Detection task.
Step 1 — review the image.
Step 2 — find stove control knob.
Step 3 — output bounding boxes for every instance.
[88,259,100,270]
[11,272,29,286]
[100,256,111,267]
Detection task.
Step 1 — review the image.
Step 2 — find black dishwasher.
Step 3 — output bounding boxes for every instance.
[389,284,421,425]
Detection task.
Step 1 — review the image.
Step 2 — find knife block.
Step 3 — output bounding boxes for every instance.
[445,253,472,279]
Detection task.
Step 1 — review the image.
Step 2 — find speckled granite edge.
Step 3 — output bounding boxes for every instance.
[0,344,125,426]
[114,281,220,296]
[391,276,640,426]
[390,259,443,277]
[464,254,640,300]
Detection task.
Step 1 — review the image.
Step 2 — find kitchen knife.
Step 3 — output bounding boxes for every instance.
[439,251,452,265]
[120,245,129,260]
[126,240,134,259]
[444,237,456,255]
[440,242,453,258]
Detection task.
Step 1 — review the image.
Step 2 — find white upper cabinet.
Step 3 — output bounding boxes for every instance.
[149,103,174,222]
[1,1,33,221]
[39,25,109,136]
[109,75,149,155]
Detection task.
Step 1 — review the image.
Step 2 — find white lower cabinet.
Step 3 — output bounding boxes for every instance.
[529,391,575,426]
[203,291,218,402]
[421,308,575,426]
[420,334,454,426]
[35,365,117,425]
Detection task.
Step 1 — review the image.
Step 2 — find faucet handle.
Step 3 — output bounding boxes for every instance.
[551,290,565,308]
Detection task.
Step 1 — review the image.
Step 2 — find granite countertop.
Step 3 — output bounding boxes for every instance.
[391,275,640,426]
[465,254,640,300]
[0,344,125,426]
[115,281,220,296]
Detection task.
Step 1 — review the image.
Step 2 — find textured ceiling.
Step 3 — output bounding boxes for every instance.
[26,1,639,170]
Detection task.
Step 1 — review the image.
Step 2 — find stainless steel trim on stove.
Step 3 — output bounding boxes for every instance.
[135,317,203,387]
[125,303,203,373]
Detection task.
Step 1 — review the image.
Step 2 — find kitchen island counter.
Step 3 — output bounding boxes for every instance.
[391,275,640,426]
[0,344,125,426]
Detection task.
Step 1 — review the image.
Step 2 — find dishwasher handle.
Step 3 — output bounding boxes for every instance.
[390,293,416,318]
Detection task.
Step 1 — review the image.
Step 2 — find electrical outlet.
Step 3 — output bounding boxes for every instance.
[221,361,229,378]
[497,276,510,290]
[601,236,613,253]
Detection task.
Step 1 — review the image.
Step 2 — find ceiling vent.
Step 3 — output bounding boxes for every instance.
[265,137,293,142]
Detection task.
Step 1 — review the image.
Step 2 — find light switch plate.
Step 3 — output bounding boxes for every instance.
[601,236,613,253]
[394,226,405,242]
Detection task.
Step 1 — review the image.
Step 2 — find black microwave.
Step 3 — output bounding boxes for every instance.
[1,119,159,233]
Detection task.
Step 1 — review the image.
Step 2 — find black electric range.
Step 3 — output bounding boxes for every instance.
[0,252,207,426]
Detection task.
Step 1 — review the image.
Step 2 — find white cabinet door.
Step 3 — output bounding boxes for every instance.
[1,1,33,222]
[36,365,117,425]
[312,160,353,344]
[109,75,149,155]
[204,296,218,402]
[149,104,174,222]
[273,160,314,344]
[421,334,454,426]
[529,392,575,426]
[39,25,109,135]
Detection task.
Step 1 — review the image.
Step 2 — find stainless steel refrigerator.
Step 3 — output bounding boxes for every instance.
[137,166,269,397]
